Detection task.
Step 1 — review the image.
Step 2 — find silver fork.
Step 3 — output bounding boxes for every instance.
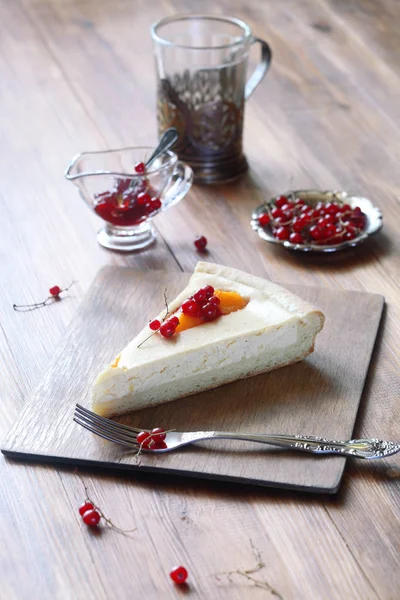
[74,404,400,459]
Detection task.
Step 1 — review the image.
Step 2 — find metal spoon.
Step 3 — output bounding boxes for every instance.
[145,127,179,170]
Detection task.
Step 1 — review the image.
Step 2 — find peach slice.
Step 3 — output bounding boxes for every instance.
[175,290,249,333]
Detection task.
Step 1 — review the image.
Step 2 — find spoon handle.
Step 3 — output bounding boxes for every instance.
[146,128,179,169]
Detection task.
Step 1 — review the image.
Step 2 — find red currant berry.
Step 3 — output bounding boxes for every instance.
[294,198,305,206]
[309,225,324,241]
[325,215,336,225]
[151,427,166,442]
[202,285,215,298]
[82,509,101,527]
[273,215,287,225]
[159,322,176,338]
[151,198,162,211]
[134,162,145,174]
[137,192,151,206]
[182,299,201,317]
[154,441,167,450]
[292,217,304,233]
[168,316,180,327]
[208,295,220,306]
[274,195,288,208]
[299,214,311,226]
[324,202,337,215]
[258,213,270,227]
[281,203,294,212]
[49,286,61,296]
[170,566,188,585]
[344,224,357,236]
[79,502,94,516]
[344,231,356,240]
[300,204,310,213]
[271,207,284,219]
[342,204,351,213]
[283,210,294,220]
[275,226,290,241]
[115,178,131,194]
[149,319,161,331]
[201,302,218,321]
[289,232,304,244]
[137,431,150,445]
[193,289,207,305]
[194,236,207,251]
[324,224,336,238]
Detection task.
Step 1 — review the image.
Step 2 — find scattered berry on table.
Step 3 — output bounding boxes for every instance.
[79,502,94,516]
[170,565,188,585]
[49,285,62,296]
[82,509,101,527]
[194,235,207,252]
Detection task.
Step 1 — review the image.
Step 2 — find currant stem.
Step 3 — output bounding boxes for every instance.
[76,470,136,535]
[13,281,77,312]
[137,288,170,348]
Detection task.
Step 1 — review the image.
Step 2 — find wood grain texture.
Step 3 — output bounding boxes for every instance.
[1,0,400,598]
[2,267,384,493]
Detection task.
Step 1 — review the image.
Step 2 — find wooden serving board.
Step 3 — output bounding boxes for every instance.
[2,267,384,493]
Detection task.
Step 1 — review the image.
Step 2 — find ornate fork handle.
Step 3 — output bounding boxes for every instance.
[208,433,400,459]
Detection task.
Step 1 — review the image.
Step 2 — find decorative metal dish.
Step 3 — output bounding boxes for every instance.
[251,190,383,253]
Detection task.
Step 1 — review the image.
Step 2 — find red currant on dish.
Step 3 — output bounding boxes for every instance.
[271,207,284,219]
[79,502,94,516]
[258,212,270,227]
[309,225,324,241]
[291,217,304,233]
[289,232,304,244]
[324,224,336,239]
[82,509,101,527]
[137,192,151,206]
[149,319,161,331]
[194,236,207,251]
[134,162,145,174]
[170,566,188,585]
[274,195,288,208]
[151,198,162,211]
[275,226,290,241]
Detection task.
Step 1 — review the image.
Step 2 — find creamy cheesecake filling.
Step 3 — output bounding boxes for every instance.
[92,262,325,416]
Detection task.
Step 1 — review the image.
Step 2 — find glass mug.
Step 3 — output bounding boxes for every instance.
[151,14,272,184]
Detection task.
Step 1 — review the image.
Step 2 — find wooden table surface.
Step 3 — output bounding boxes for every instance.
[1,0,399,598]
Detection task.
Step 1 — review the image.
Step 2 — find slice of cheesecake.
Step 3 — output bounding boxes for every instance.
[92,262,325,416]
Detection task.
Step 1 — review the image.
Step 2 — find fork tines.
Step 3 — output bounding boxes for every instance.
[74,404,140,448]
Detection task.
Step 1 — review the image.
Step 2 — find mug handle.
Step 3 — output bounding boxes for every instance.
[244,38,272,100]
